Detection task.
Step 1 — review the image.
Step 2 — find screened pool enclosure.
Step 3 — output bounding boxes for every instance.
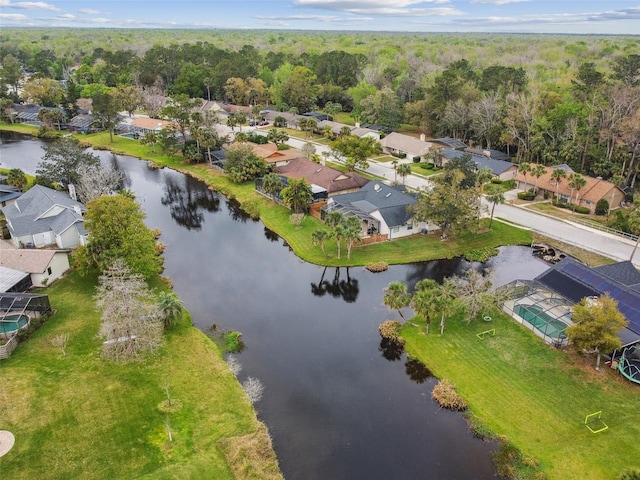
[501,280,573,347]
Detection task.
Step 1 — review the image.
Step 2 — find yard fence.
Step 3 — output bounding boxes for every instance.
[0,334,19,359]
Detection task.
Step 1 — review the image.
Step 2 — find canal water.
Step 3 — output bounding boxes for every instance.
[0,132,549,479]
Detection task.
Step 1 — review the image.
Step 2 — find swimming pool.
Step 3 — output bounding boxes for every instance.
[0,314,29,334]
[514,304,568,339]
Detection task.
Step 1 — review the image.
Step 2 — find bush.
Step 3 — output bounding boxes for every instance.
[246,133,268,144]
[609,209,631,232]
[241,200,260,220]
[574,205,591,214]
[378,320,403,342]
[366,261,388,272]
[543,191,549,199]
[412,156,421,163]
[595,199,609,215]
[517,191,535,201]
[431,380,467,411]
[491,178,503,184]
[224,331,245,353]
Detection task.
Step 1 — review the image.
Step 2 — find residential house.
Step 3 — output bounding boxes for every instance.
[514,165,624,213]
[317,119,348,138]
[442,149,518,181]
[273,157,369,196]
[0,246,70,290]
[13,105,64,127]
[350,125,382,141]
[1,185,87,249]
[262,111,302,129]
[380,132,434,162]
[323,182,431,240]
[466,148,512,162]
[539,258,640,347]
[0,185,21,208]
[123,116,176,136]
[248,142,302,167]
[67,113,98,134]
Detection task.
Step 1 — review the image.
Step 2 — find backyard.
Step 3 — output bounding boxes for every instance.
[0,270,282,480]
[401,310,640,479]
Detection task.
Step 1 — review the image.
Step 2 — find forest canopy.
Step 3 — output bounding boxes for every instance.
[2,29,640,185]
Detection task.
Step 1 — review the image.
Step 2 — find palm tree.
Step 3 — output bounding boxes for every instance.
[325,211,343,229]
[438,280,459,335]
[343,216,362,260]
[383,281,411,321]
[281,178,313,213]
[550,168,567,201]
[412,279,441,334]
[518,162,531,189]
[397,163,412,185]
[531,164,547,195]
[568,173,587,207]
[485,186,505,229]
[157,291,184,330]
[391,159,399,182]
[6,168,27,191]
[311,230,329,257]
[332,221,346,259]
[261,172,283,200]
[475,167,494,194]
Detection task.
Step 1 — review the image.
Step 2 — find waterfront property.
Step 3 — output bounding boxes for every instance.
[2,185,87,249]
[0,292,51,359]
[322,181,434,241]
[503,257,640,357]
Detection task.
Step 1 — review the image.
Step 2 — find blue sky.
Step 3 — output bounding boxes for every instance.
[1,1,639,34]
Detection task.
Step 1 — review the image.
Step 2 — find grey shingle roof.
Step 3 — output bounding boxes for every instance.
[2,185,85,238]
[593,261,640,288]
[442,149,515,176]
[330,182,417,228]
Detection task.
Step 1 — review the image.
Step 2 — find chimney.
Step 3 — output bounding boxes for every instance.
[420,133,425,142]
[355,122,360,128]
[68,183,77,201]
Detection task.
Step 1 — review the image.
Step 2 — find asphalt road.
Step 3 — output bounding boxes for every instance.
[244,125,640,267]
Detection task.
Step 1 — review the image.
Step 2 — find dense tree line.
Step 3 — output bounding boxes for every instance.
[2,30,640,185]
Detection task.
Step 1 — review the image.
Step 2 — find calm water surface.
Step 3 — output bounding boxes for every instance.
[0,133,549,479]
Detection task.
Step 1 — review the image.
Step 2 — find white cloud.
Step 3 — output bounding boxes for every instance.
[458,7,640,26]
[255,13,371,22]
[0,12,28,21]
[55,13,74,20]
[78,8,102,15]
[293,0,457,15]
[470,0,528,4]
[4,1,60,11]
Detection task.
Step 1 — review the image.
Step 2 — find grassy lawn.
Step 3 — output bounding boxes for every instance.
[0,270,282,480]
[401,310,640,480]
[412,162,442,176]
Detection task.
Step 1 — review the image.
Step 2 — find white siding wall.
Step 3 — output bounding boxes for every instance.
[30,252,70,287]
[57,225,81,249]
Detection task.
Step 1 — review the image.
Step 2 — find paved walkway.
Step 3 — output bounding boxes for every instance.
[248,125,640,267]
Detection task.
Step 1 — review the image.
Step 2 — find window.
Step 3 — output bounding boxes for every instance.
[406,223,413,230]
[392,226,400,233]
[47,267,52,275]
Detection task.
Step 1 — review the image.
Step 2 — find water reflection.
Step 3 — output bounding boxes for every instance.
[403,257,480,290]
[379,337,404,361]
[161,175,220,230]
[310,266,359,303]
[263,227,280,242]
[226,197,256,223]
[405,358,433,384]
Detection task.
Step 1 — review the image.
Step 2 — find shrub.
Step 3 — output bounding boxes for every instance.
[609,209,631,232]
[431,380,467,411]
[543,191,549,200]
[224,331,245,353]
[574,205,590,214]
[517,191,535,201]
[595,199,609,215]
[490,178,503,184]
[464,247,499,262]
[412,156,421,163]
[246,133,268,144]
[378,320,403,342]
[493,440,547,480]
[366,261,388,272]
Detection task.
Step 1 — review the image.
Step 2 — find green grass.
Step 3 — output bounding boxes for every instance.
[0,270,282,480]
[0,124,533,268]
[401,311,640,480]
[412,163,442,176]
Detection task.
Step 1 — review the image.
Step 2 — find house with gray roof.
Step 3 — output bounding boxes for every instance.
[0,185,21,208]
[323,182,432,240]
[1,185,87,249]
[442,148,517,181]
